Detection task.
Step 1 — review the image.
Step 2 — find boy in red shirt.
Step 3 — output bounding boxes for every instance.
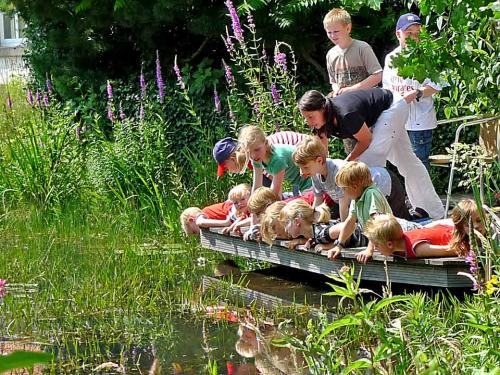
[361,213,455,260]
[180,184,250,236]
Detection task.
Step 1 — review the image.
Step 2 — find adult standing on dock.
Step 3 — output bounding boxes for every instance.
[297,88,444,219]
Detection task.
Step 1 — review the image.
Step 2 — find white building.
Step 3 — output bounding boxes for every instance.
[0,11,28,83]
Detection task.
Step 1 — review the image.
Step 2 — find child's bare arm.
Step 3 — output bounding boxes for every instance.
[252,167,263,193]
[414,243,455,257]
[338,196,350,221]
[231,216,252,233]
[196,216,232,228]
[270,170,286,198]
[356,241,375,264]
[327,214,356,259]
[287,238,308,250]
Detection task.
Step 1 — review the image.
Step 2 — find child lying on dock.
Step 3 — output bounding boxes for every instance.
[358,199,486,262]
[180,183,250,236]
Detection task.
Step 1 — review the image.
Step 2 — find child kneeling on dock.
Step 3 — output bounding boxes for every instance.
[359,199,486,261]
[180,184,250,236]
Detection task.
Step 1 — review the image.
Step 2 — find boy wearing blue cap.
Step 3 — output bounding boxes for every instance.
[382,13,442,171]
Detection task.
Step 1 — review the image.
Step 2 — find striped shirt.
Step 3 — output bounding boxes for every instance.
[267,131,308,146]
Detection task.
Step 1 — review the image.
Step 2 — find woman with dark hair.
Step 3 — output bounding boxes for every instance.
[298,88,444,219]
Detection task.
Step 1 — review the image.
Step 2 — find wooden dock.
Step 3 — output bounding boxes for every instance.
[200,228,473,288]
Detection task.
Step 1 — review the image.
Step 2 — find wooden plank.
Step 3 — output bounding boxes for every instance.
[200,228,472,288]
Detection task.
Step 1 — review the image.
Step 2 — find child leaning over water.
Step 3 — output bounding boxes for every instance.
[328,161,421,260]
[180,183,250,236]
[238,125,312,197]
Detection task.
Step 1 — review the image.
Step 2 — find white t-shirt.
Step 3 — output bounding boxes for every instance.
[383,46,442,131]
[312,158,392,202]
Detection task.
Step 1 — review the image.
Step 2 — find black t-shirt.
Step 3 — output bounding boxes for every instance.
[329,88,393,139]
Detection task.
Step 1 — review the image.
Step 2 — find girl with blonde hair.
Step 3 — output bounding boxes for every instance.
[449,199,485,256]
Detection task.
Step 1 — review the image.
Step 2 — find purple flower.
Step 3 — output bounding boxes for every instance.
[225,36,235,53]
[35,91,41,108]
[107,80,113,100]
[119,105,126,121]
[43,94,49,108]
[139,104,144,121]
[225,0,243,42]
[0,279,7,299]
[271,83,280,104]
[26,89,34,106]
[274,52,287,71]
[173,55,186,90]
[275,122,281,132]
[139,70,146,99]
[75,126,81,140]
[6,94,12,110]
[156,51,165,103]
[214,89,221,113]
[229,110,236,121]
[253,101,260,115]
[107,105,114,123]
[223,60,234,85]
[465,250,479,275]
[262,47,267,60]
[247,12,255,30]
[46,78,53,94]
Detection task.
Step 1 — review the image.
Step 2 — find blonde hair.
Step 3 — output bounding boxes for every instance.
[363,214,403,245]
[228,183,251,201]
[180,207,202,234]
[449,199,480,257]
[323,8,351,28]
[248,187,281,216]
[279,199,331,229]
[336,161,373,190]
[261,201,287,246]
[238,125,271,154]
[292,135,327,166]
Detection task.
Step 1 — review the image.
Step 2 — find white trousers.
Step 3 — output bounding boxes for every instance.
[358,98,445,219]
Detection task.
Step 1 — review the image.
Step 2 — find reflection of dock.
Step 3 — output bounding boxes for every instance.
[200,228,472,288]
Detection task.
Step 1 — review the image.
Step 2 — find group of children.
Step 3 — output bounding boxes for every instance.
[180,8,487,263]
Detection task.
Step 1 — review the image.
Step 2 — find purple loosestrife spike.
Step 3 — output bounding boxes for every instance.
[107,105,114,123]
[0,279,6,298]
[223,60,234,85]
[46,78,53,94]
[156,50,165,103]
[214,89,222,113]
[119,104,126,121]
[35,91,41,108]
[225,36,235,53]
[274,52,287,71]
[173,55,186,90]
[253,101,260,115]
[271,83,280,104]
[6,94,12,110]
[262,47,267,60]
[246,12,255,30]
[43,94,49,108]
[27,89,34,106]
[229,110,236,121]
[140,69,146,99]
[107,80,113,100]
[225,0,243,42]
[139,104,144,121]
[75,126,81,141]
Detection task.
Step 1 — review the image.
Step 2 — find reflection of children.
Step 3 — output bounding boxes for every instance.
[239,126,312,197]
[180,184,250,236]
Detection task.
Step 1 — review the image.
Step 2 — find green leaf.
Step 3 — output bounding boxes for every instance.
[341,358,371,374]
[0,351,53,372]
[371,295,410,314]
[317,315,361,342]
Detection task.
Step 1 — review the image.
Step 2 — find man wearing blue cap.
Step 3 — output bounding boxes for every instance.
[382,13,442,172]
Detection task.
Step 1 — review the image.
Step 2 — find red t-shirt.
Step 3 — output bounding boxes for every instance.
[284,191,336,208]
[397,224,454,258]
[201,201,234,220]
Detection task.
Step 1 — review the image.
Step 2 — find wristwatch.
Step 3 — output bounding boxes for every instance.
[415,89,423,102]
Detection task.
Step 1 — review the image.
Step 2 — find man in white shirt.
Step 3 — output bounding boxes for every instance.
[383,13,441,171]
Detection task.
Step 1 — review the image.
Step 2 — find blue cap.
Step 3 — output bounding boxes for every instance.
[396,13,421,31]
[213,138,237,177]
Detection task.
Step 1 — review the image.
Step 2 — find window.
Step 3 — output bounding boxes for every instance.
[0,12,26,47]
